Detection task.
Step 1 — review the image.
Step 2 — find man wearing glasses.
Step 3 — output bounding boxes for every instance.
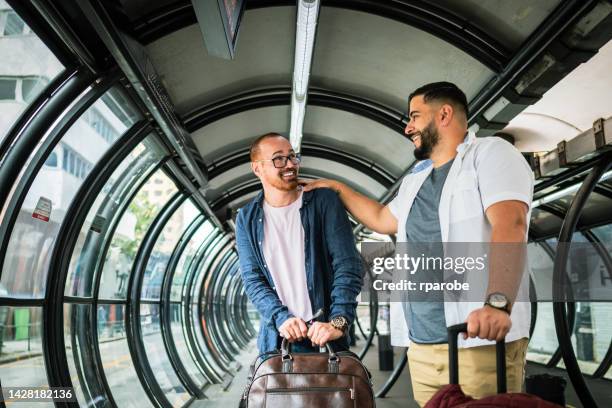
[303,82,533,405]
[235,133,363,355]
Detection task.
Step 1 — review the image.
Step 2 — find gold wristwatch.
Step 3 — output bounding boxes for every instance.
[330,316,348,333]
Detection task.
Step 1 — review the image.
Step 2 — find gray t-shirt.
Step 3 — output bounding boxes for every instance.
[404,159,454,344]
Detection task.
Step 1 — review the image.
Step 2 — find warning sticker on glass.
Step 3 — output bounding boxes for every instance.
[32,197,52,222]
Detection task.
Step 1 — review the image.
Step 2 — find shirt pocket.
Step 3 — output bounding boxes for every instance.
[451,171,483,222]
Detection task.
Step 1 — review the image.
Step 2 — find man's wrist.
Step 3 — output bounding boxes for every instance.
[484,292,511,314]
[329,315,349,333]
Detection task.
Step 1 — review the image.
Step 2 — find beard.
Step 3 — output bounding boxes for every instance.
[412,120,440,161]
[267,168,299,191]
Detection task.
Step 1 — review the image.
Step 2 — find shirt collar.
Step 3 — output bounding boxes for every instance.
[255,188,312,209]
[410,130,475,174]
[456,130,476,154]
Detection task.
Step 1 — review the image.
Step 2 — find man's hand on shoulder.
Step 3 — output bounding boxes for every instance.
[307,322,344,347]
[299,178,343,194]
[278,317,308,343]
[464,306,512,342]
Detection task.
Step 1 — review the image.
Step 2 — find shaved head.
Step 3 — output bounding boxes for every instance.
[249,133,286,161]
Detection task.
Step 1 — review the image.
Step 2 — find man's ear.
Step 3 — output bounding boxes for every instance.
[251,161,261,177]
[439,104,454,127]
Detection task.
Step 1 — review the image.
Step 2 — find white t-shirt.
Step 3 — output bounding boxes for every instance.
[262,192,313,321]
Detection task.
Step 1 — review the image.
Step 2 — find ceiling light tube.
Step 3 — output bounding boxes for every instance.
[290,0,320,150]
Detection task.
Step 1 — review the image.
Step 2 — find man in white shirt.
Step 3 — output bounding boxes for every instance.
[302,82,533,405]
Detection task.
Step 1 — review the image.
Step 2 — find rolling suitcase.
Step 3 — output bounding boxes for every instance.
[241,337,375,407]
[424,323,563,407]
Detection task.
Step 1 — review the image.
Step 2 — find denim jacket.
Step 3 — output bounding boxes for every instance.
[235,188,364,353]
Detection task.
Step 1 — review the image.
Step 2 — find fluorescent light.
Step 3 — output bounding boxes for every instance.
[533,169,612,207]
[290,0,320,150]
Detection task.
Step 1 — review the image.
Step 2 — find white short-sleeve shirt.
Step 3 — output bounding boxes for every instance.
[388,131,534,348]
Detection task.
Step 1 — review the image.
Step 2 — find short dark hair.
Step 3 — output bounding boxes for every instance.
[249,132,285,161]
[408,82,468,117]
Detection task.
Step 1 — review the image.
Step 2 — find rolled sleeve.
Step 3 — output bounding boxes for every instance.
[475,139,534,211]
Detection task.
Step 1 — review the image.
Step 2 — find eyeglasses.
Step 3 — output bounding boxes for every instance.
[254,153,301,168]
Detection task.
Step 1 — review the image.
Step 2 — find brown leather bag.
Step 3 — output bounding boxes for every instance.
[241,338,375,407]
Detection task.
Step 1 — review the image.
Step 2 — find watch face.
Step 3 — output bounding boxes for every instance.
[332,316,347,328]
[489,293,508,308]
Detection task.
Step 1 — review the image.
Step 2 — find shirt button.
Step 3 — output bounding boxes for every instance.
[259,218,262,222]
[258,241,262,245]
[308,286,312,291]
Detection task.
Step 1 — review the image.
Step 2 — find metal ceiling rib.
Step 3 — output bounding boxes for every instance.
[204,142,395,187]
[183,87,404,135]
[133,0,510,72]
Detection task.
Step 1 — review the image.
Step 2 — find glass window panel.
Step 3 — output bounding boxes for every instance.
[63,303,108,407]
[140,304,190,406]
[171,221,215,302]
[97,170,178,300]
[0,4,64,145]
[21,77,48,103]
[0,306,53,407]
[65,138,166,297]
[3,10,25,36]
[98,304,154,408]
[0,78,16,99]
[1,86,141,298]
[44,151,57,167]
[141,200,199,300]
[169,302,207,387]
[527,242,558,363]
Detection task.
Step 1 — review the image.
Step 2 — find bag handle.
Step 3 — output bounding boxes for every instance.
[280,308,340,373]
[447,323,507,394]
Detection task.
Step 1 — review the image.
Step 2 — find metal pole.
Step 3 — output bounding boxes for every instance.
[552,152,612,408]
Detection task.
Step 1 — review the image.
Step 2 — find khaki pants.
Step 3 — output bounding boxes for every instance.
[407,338,528,407]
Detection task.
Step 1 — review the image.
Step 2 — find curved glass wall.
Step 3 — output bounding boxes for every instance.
[97,169,178,408]
[0,306,51,407]
[169,220,216,387]
[527,241,558,363]
[141,199,199,300]
[1,86,141,298]
[64,135,168,407]
[528,229,612,379]
[140,198,199,405]
[65,138,167,298]
[0,0,64,146]
[98,171,178,300]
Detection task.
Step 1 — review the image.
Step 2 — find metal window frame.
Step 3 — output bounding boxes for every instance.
[89,159,170,408]
[184,234,231,382]
[0,71,118,282]
[160,214,208,395]
[178,230,225,383]
[43,120,152,408]
[198,244,241,360]
[126,192,187,408]
[552,152,612,407]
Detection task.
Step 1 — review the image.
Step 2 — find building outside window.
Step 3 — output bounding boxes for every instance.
[0,9,30,36]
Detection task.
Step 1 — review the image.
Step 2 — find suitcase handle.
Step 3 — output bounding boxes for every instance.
[447,323,507,394]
